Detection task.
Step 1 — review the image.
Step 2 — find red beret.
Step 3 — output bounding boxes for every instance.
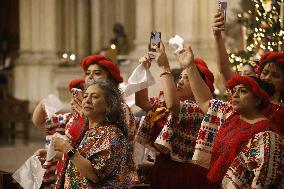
[194,58,215,93]
[227,74,270,107]
[68,78,85,92]
[258,51,284,74]
[81,55,123,83]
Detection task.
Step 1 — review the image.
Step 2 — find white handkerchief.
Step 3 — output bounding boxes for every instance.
[119,83,135,107]
[44,94,64,119]
[124,94,135,107]
[45,133,68,164]
[124,64,155,97]
[12,155,45,189]
[169,35,184,53]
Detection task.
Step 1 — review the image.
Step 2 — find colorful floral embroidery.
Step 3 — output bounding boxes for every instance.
[43,113,72,188]
[135,96,204,163]
[64,125,138,188]
[192,99,284,188]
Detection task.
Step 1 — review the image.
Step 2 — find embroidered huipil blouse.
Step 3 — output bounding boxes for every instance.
[63,124,138,189]
[192,99,284,188]
[135,96,204,163]
[43,113,72,187]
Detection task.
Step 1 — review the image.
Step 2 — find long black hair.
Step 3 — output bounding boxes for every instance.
[85,80,128,137]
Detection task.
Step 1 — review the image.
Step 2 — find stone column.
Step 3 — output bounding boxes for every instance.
[154,0,174,41]
[101,0,115,47]
[15,0,63,110]
[174,0,198,43]
[114,0,125,23]
[19,0,32,52]
[63,0,77,54]
[133,0,153,52]
[90,0,102,53]
[76,0,90,60]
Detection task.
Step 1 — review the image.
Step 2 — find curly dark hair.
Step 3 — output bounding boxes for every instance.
[85,80,128,137]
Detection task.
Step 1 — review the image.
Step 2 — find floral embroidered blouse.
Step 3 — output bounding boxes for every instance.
[54,114,87,189]
[192,99,284,188]
[122,103,137,142]
[135,96,204,163]
[54,103,137,188]
[43,112,72,188]
[63,124,138,189]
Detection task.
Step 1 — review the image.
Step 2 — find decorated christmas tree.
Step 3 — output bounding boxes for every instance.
[227,0,284,69]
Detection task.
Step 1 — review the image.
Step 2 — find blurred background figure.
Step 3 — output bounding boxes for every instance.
[238,61,258,76]
[110,23,130,56]
[110,23,131,66]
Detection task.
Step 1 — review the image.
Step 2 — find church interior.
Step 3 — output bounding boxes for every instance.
[0,0,245,188]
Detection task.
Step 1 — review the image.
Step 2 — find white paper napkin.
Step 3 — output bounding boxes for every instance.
[169,35,184,53]
[123,64,155,97]
[44,94,64,119]
[12,155,45,189]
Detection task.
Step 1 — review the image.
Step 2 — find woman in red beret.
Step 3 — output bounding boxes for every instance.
[178,45,283,188]
[212,12,284,136]
[80,55,137,142]
[32,78,85,188]
[53,55,138,188]
[257,52,284,135]
[53,80,138,188]
[135,42,212,189]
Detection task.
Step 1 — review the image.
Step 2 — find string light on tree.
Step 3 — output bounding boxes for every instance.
[229,0,284,66]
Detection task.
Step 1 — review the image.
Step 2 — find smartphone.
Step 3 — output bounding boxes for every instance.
[149,31,161,52]
[71,88,82,97]
[217,0,227,23]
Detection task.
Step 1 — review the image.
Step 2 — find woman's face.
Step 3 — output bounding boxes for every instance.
[176,69,194,100]
[231,84,260,113]
[260,63,284,97]
[85,64,109,83]
[239,64,256,76]
[82,84,108,119]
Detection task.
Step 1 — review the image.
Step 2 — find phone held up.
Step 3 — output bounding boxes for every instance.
[217,0,227,23]
[148,31,161,59]
[71,88,82,97]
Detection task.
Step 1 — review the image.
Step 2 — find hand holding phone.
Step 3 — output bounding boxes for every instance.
[71,88,83,115]
[71,88,82,97]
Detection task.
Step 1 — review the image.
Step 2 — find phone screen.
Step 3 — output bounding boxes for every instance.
[149,31,161,52]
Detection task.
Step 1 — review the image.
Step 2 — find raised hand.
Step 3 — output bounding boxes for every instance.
[34,148,47,165]
[175,46,195,68]
[52,137,72,154]
[71,91,83,115]
[138,54,152,69]
[155,41,170,69]
[212,12,225,36]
